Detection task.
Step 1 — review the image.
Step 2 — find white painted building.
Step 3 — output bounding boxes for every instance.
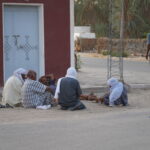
[74,26,96,40]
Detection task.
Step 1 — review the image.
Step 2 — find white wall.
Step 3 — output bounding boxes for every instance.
[74,26,96,40]
[74,26,91,33]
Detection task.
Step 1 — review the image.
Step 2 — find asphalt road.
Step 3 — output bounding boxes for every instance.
[82,56,150,72]
[0,108,150,150]
[78,55,150,88]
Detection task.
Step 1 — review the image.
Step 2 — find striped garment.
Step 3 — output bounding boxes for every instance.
[22,79,52,108]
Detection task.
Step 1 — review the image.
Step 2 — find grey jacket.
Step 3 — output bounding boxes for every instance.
[59,77,82,107]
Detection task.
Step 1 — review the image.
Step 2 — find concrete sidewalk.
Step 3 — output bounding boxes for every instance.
[1,54,150,97]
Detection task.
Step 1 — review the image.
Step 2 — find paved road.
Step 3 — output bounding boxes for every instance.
[78,55,150,88]
[0,108,150,150]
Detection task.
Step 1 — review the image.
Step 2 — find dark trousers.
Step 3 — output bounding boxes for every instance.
[60,101,86,111]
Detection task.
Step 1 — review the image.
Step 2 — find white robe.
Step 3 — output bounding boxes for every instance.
[2,76,23,106]
[107,77,123,106]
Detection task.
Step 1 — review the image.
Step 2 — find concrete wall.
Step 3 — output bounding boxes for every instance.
[74,26,91,33]
[74,26,96,40]
[75,37,147,55]
[96,38,147,56]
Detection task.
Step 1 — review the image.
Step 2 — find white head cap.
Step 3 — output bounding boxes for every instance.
[66,67,77,79]
[13,68,28,83]
[107,77,119,88]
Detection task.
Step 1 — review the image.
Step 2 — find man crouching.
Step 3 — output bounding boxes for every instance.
[54,67,86,111]
[22,70,53,109]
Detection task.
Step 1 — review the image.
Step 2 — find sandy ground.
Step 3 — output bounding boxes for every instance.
[0,53,149,125]
[0,90,150,150]
[0,89,150,125]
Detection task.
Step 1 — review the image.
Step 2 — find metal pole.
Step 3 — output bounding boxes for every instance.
[119,0,125,82]
[107,0,113,80]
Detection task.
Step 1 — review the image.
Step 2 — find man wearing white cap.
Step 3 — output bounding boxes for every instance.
[104,77,128,107]
[2,68,28,107]
[54,67,86,110]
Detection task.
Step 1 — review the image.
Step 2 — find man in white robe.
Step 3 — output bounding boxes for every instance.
[2,68,27,107]
[104,77,128,107]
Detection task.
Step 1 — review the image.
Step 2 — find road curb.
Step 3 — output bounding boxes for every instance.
[81,84,150,93]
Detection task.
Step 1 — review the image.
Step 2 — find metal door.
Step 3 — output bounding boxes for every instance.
[3,5,41,81]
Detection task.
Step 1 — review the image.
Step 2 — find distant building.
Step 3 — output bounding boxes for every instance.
[0,0,74,86]
[74,26,96,52]
[74,26,96,40]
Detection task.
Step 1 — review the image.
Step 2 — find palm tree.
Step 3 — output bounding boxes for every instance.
[123,0,150,38]
[75,0,109,37]
[74,0,150,38]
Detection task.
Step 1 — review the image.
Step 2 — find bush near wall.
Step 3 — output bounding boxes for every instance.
[102,50,129,57]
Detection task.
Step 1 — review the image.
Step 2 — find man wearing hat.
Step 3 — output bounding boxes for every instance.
[2,68,27,107]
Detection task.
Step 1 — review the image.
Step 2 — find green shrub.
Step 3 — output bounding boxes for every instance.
[102,50,129,57]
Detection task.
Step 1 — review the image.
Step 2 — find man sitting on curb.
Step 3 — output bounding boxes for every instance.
[2,68,27,107]
[102,77,128,107]
[22,70,53,110]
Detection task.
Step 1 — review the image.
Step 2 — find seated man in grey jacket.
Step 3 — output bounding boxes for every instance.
[54,67,86,111]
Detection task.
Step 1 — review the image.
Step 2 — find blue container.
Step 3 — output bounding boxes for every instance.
[147,33,150,44]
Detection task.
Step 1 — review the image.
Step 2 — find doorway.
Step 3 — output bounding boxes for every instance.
[3,4,44,81]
